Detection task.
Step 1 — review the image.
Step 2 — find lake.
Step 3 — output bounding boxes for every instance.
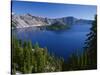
[12,24,91,60]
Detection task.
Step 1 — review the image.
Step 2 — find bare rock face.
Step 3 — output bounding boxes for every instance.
[12,13,92,28]
[12,13,49,28]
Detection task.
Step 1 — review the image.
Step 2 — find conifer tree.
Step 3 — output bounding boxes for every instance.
[84,15,97,68]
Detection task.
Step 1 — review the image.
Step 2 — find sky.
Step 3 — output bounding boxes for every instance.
[12,1,97,20]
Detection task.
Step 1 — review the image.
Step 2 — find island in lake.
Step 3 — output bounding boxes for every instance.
[12,13,92,29]
[11,1,97,74]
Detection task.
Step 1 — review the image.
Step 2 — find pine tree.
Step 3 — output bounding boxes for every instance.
[23,41,32,73]
[84,15,97,68]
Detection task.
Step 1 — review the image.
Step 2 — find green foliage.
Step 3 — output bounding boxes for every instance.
[84,15,97,68]
[12,37,63,74]
[62,15,97,71]
[62,50,94,71]
[12,15,97,74]
[46,23,69,30]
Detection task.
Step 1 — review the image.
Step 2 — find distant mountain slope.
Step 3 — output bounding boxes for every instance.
[12,13,93,28]
[12,13,48,28]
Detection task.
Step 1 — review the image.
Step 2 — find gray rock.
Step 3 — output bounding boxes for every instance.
[12,13,93,28]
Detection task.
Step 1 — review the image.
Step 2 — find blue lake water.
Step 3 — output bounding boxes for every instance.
[12,24,91,60]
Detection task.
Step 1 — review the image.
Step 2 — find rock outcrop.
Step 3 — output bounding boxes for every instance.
[12,13,92,28]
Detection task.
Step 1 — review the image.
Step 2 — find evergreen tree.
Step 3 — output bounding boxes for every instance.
[12,37,63,73]
[84,15,97,68]
[23,41,32,73]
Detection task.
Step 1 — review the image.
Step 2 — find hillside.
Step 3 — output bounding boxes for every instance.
[12,13,93,29]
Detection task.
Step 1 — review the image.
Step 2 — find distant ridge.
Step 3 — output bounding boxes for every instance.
[12,13,93,28]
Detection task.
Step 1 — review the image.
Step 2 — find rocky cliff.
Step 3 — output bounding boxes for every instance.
[12,13,92,28]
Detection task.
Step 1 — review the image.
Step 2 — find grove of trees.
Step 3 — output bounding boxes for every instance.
[12,15,97,74]
[12,37,64,74]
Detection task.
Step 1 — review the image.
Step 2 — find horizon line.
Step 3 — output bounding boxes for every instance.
[12,12,94,20]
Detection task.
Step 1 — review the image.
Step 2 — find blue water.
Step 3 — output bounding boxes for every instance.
[12,24,91,60]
